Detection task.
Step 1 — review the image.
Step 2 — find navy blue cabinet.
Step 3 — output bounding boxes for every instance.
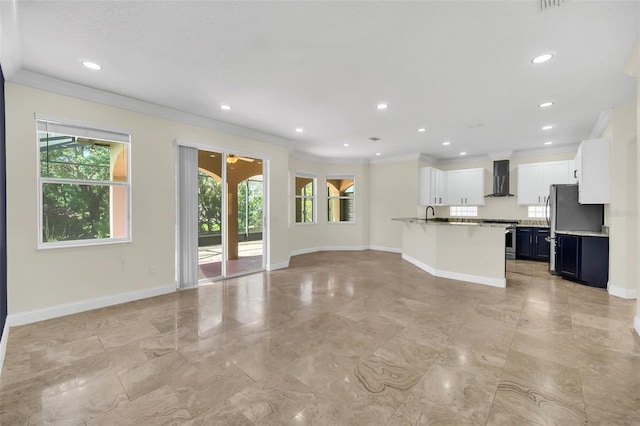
[555,234,609,288]
[516,228,533,258]
[516,227,550,262]
[556,234,579,278]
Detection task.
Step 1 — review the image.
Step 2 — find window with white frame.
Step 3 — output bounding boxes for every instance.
[528,205,549,219]
[37,117,131,247]
[295,175,316,223]
[450,206,478,217]
[327,176,354,222]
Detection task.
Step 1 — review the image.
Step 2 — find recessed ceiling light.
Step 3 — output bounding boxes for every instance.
[460,152,467,156]
[532,53,554,64]
[544,141,553,145]
[295,128,304,133]
[81,61,102,70]
[538,102,554,108]
[542,125,553,130]
[220,105,232,110]
[376,103,388,110]
[442,141,451,146]
[375,152,381,156]
[343,143,350,147]
[209,154,216,158]
[418,128,426,132]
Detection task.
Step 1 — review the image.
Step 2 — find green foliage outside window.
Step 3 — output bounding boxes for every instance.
[198,172,263,235]
[40,133,117,242]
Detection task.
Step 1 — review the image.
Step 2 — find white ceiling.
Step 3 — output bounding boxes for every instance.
[2,1,638,161]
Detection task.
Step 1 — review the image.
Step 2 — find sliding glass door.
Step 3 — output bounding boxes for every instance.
[188,148,264,284]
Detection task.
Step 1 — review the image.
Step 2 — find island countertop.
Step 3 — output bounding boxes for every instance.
[392,217,513,228]
[555,230,609,238]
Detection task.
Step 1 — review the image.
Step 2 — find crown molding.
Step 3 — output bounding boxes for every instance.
[623,36,640,77]
[0,1,21,78]
[370,152,423,165]
[9,70,293,149]
[290,150,368,165]
[589,109,613,139]
[510,143,579,158]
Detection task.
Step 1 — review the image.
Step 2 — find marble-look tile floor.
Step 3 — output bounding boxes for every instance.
[2,251,639,425]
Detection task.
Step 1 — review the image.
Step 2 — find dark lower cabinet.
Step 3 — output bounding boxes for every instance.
[555,234,609,288]
[556,234,579,278]
[516,227,550,262]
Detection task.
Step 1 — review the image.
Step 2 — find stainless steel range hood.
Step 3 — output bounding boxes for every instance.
[486,159,514,197]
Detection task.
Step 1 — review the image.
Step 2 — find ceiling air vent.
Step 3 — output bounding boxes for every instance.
[540,0,566,10]
[369,137,381,141]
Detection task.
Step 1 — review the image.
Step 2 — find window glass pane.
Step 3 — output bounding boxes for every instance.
[528,205,549,218]
[450,206,478,217]
[295,176,315,223]
[295,177,314,196]
[295,197,314,223]
[42,182,111,242]
[39,131,127,182]
[327,178,354,222]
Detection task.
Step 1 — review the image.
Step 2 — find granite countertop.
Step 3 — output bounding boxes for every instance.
[516,223,549,228]
[555,230,609,238]
[391,218,512,228]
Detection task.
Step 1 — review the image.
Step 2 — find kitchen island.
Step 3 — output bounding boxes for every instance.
[392,218,509,288]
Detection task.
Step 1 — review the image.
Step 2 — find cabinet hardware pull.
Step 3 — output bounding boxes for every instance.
[574,170,577,179]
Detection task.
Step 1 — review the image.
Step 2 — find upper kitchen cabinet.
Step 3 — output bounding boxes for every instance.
[446,168,485,205]
[574,139,610,204]
[419,167,446,206]
[517,161,572,205]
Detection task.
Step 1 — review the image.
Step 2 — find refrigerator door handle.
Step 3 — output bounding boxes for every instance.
[545,193,551,227]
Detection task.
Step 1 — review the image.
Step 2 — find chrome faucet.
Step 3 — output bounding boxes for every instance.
[426,206,435,220]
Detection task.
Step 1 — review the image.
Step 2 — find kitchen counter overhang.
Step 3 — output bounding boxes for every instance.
[392,217,509,288]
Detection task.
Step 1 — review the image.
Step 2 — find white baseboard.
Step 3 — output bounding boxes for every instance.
[402,253,506,288]
[607,283,638,300]
[7,283,176,327]
[0,321,9,380]
[367,245,402,254]
[267,260,290,271]
[290,245,368,257]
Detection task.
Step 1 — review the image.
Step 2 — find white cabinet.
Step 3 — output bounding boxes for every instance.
[517,161,572,205]
[574,139,610,204]
[446,168,485,205]
[419,167,446,206]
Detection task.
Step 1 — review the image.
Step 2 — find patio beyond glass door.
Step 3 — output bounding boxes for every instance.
[196,149,264,282]
[225,153,263,277]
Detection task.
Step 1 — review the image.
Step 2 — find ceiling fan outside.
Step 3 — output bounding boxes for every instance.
[226,154,255,164]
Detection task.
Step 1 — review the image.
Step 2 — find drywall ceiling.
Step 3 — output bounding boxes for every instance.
[3,1,638,161]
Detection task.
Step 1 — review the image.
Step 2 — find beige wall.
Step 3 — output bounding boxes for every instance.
[289,158,370,254]
[368,160,419,251]
[606,103,637,296]
[6,83,290,314]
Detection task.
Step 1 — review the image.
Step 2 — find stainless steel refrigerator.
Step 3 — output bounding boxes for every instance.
[546,184,604,274]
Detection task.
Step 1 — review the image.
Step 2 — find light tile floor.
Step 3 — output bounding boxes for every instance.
[1,251,639,425]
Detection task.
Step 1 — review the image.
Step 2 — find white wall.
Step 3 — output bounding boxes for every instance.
[6,83,290,315]
[289,158,370,254]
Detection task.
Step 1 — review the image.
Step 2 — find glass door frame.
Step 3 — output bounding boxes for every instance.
[176,140,268,285]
